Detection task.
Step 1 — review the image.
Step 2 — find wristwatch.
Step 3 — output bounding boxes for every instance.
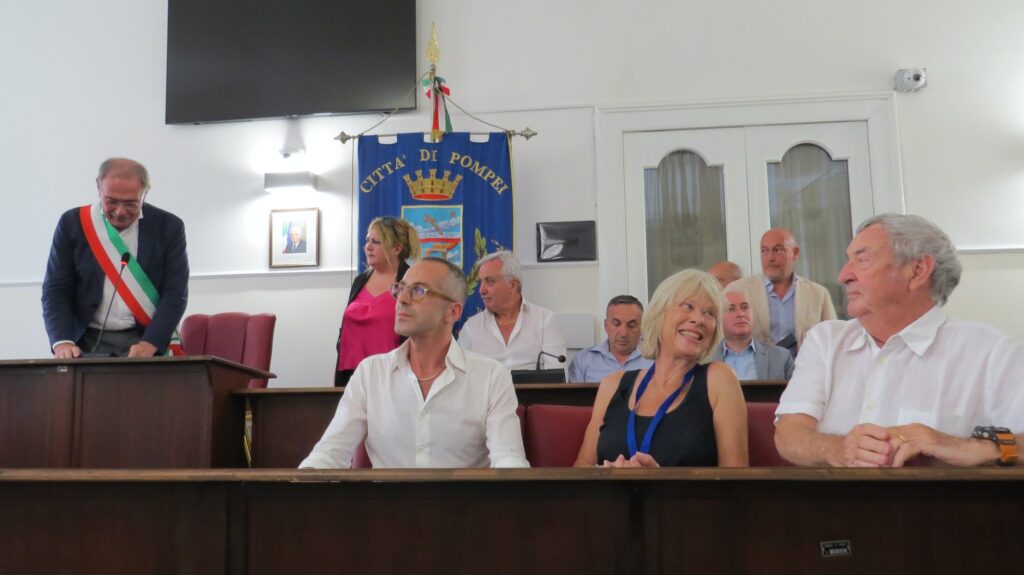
[971,426,1018,466]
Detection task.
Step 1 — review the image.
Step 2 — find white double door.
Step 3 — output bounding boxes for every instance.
[622,121,874,305]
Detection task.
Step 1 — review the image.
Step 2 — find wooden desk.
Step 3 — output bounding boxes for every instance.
[738,378,788,402]
[237,387,342,469]
[510,380,786,405]
[238,380,786,468]
[0,356,272,468]
[0,468,1021,574]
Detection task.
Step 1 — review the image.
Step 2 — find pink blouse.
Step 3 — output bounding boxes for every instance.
[337,287,402,371]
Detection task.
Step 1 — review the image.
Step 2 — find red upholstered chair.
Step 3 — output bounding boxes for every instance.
[350,405,527,469]
[747,402,791,467]
[352,440,372,469]
[524,404,592,467]
[179,312,276,388]
[516,404,527,448]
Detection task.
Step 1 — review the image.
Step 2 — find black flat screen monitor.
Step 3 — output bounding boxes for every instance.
[536,220,597,262]
[166,0,416,124]
[511,369,567,384]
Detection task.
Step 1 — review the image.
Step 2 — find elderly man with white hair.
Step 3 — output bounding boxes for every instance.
[775,214,1024,468]
[458,250,567,371]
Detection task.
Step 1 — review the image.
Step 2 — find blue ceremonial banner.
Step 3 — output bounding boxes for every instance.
[357,132,514,321]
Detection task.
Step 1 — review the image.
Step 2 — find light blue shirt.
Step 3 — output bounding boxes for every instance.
[764,275,797,344]
[721,340,757,380]
[567,340,653,383]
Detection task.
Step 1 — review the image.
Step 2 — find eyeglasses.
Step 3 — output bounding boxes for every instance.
[389,282,456,303]
[102,197,142,211]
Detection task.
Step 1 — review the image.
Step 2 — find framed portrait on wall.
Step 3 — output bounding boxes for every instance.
[270,208,320,268]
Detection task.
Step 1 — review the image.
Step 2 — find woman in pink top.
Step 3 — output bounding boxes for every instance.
[335,217,421,386]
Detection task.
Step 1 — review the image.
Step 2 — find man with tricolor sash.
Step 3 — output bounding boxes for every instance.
[42,158,189,358]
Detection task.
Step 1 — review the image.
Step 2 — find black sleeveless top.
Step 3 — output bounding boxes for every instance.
[595,364,717,466]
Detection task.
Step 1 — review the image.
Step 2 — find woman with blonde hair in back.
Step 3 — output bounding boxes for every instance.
[334,217,420,386]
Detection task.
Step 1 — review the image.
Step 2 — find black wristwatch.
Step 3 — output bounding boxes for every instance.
[971,426,1018,466]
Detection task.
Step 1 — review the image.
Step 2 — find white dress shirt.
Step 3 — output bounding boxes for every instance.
[776,306,1024,437]
[458,300,567,371]
[300,338,529,469]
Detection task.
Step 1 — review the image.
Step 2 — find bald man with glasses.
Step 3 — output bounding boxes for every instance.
[301,257,529,469]
[42,157,189,358]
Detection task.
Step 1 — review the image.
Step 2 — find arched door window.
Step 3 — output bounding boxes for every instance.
[643,150,726,296]
[767,143,852,317]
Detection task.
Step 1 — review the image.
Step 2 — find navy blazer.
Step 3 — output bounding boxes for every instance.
[41,203,189,351]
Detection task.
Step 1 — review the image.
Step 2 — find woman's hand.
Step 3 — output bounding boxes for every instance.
[602,452,659,466]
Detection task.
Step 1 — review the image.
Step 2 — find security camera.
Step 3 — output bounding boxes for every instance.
[895,68,928,92]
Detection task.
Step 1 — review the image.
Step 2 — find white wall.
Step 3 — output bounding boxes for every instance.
[2,1,1023,385]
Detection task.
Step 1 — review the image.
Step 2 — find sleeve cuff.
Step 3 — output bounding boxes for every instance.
[298,453,351,470]
[491,455,531,468]
[773,402,823,426]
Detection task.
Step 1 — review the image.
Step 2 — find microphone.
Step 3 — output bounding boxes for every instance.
[90,252,131,354]
[535,350,567,370]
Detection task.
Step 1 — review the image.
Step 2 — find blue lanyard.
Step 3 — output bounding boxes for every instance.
[627,363,696,458]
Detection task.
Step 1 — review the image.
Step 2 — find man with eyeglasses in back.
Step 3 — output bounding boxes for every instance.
[725,228,836,354]
[301,257,529,469]
[42,157,189,358]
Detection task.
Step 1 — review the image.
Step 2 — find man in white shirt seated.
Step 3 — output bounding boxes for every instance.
[775,214,1024,468]
[300,257,529,469]
[710,291,794,380]
[458,250,567,371]
[567,295,652,382]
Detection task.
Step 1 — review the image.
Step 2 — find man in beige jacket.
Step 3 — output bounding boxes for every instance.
[724,228,836,350]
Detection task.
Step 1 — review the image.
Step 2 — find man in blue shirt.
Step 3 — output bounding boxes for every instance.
[568,295,653,382]
[711,290,794,380]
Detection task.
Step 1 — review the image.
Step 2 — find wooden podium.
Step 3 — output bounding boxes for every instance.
[0,356,273,468]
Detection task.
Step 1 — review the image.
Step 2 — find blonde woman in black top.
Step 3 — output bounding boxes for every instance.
[574,269,748,467]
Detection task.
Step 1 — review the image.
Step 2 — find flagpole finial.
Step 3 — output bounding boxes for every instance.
[427,23,440,67]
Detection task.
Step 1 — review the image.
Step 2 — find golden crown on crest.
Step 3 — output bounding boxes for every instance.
[403,169,463,201]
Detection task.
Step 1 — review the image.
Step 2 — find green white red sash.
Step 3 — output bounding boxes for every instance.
[79,205,183,355]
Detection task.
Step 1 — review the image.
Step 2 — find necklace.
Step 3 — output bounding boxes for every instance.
[416,368,445,382]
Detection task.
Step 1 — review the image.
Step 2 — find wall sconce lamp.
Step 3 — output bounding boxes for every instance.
[264,171,319,193]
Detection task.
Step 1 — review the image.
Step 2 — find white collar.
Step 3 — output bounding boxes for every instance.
[722,339,757,356]
[390,336,467,374]
[848,305,947,356]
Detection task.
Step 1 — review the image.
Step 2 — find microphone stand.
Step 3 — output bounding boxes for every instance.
[90,252,131,354]
[535,350,567,370]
